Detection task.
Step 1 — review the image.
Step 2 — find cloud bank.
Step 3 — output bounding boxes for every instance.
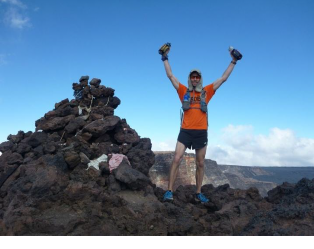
[207,125,314,166]
[152,125,314,167]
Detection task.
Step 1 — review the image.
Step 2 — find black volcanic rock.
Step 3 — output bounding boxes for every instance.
[113,159,150,190]
[0,141,14,153]
[83,116,120,137]
[240,178,314,236]
[24,132,48,148]
[36,115,75,132]
[90,78,101,88]
[127,138,155,176]
[65,117,87,134]
[7,131,25,144]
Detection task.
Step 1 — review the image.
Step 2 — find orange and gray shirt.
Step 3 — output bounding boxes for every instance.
[177,83,215,130]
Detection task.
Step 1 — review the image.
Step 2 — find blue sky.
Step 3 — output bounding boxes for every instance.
[0,0,313,166]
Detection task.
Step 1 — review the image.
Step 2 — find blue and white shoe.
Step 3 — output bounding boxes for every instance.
[163,190,173,201]
[195,193,209,203]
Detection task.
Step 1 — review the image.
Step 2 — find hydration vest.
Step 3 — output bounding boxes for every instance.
[182,88,207,113]
[180,88,208,127]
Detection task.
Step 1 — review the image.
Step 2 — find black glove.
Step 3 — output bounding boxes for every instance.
[161,54,168,61]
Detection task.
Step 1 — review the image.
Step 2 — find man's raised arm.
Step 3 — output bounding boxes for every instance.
[213,51,239,91]
[161,48,180,91]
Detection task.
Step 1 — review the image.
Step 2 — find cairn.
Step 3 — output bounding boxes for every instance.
[0,76,155,190]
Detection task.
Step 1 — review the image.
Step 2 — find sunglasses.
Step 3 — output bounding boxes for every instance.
[190,75,201,80]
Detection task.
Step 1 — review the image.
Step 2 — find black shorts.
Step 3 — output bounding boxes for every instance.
[177,129,208,150]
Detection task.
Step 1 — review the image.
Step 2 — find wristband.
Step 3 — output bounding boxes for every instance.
[231,61,236,65]
[162,55,168,61]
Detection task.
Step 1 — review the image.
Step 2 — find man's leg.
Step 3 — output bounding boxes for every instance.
[195,145,207,193]
[168,141,186,191]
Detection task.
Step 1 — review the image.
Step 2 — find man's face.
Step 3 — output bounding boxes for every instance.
[190,72,201,87]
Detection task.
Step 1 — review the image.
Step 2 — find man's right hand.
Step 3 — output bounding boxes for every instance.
[159,43,171,61]
[159,43,171,55]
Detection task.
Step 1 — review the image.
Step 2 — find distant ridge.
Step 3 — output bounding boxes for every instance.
[151,151,314,196]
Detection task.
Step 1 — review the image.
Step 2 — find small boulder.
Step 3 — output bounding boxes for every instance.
[79,76,89,82]
[0,141,14,153]
[64,151,81,169]
[6,152,24,165]
[90,78,101,88]
[113,159,150,190]
[55,98,69,109]
[23,132,48,148]
[83,116,120,137]
[7,131,25,144]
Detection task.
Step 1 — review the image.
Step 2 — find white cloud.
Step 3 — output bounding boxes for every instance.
[4,7,30,29]
[152,125,314,166]
[1,0,31,29]
[206,125,314,166]
[152,139,194,154]
[152,139,177,152]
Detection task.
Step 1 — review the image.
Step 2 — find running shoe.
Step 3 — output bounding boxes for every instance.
[195,193,209,203]
[163,190,173,201]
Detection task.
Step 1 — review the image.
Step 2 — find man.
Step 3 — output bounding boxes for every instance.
[160,45,239,203]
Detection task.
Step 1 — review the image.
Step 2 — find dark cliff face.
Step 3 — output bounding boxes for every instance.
[1,77,314,236]
[149,152,198,190]
[149,152,277,196]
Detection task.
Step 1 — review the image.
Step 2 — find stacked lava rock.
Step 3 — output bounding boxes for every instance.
[0,76,155,194]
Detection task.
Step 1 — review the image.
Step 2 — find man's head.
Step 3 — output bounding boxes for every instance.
[188,69,203,92]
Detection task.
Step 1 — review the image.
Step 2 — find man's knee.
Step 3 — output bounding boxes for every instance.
[173,141,186,165]
[173,154,183,165]
[196,146,207,168]
[196,159,205,168]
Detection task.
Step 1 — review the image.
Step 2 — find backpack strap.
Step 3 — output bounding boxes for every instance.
[200,88,208,128]
[182,89,191,111]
